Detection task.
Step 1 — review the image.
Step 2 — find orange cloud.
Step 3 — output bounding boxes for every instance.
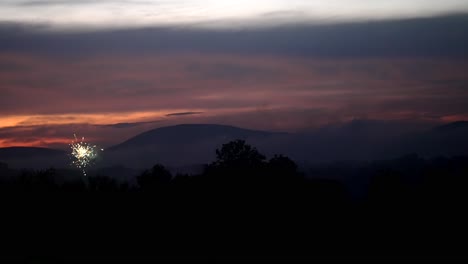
[1,52,468,147]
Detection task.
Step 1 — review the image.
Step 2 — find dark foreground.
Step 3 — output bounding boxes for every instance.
[3,182,468,261]
[1,141,468,261]
[1,196,467,262]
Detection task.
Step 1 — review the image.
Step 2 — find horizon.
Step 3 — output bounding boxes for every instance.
[0,120,466,150]
[1,120,467,172]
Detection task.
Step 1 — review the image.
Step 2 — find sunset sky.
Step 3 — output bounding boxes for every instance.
[1,0,468,148]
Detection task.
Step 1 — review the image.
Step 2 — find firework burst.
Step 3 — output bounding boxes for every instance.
[70,134,102,176]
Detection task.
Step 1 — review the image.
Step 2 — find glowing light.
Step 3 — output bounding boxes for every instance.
[70,134,102,176]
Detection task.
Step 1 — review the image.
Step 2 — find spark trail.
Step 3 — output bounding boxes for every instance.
[70,134,102,176]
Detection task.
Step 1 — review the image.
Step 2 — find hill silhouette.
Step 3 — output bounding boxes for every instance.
[288,120,468,162]
[104,124,285,168]
[1,121,467,170]
[0,147,65,159]
[0,147,67,169]
[433,120,468,131]
[109,123,281,150]
[388,120,468,157]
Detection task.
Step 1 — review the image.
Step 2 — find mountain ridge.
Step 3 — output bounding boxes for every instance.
[109,123,285,151]
[433,121,468,131]
[0,146,65,159]
[1,121,467,169]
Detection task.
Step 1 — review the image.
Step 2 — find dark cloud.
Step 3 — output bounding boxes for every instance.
[0,61,32,73]
[101,120,162,128]
[166,112,204,117]
[185,62,281,83]
[0,14,467,57]
[428,79,468,88]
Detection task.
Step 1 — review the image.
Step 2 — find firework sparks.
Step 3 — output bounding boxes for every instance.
[70,134,102,176]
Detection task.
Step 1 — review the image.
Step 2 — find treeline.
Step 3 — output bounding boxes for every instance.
[1,139,467,206]
[1,140,468,260]
[0,140,319,193]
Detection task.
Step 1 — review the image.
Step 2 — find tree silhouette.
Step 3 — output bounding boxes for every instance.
[137,164,172,190]
[267,154,303,184]
[368,168,410,206]
[214,139,266,168]
[88,175,120,192]
[60,179,87,192]
[2,141,468,260]
[17,168,58,192]
[204,139,267,186]
[0,162,9,185]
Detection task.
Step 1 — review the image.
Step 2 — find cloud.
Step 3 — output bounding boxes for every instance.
[1,53,467,133]
[101,120,163,128]
[0,121,168,148]
[166,112,204,117]
[1,14,467,147]
[0,14,467,57]
[1,0,468,31]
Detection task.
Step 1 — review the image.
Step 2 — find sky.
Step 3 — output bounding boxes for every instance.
[1,0,468,29]
[1,0,468,148]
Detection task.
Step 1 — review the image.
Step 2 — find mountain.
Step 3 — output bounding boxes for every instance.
[283,120,433,163]
[101,121,468,169]
[433,121,468,132]
[110,124,279,151]
[105,124,287,168]
[0,147,65,159]
[2,121,467,171]
[0,147,68,169]
[404,120,468,157]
